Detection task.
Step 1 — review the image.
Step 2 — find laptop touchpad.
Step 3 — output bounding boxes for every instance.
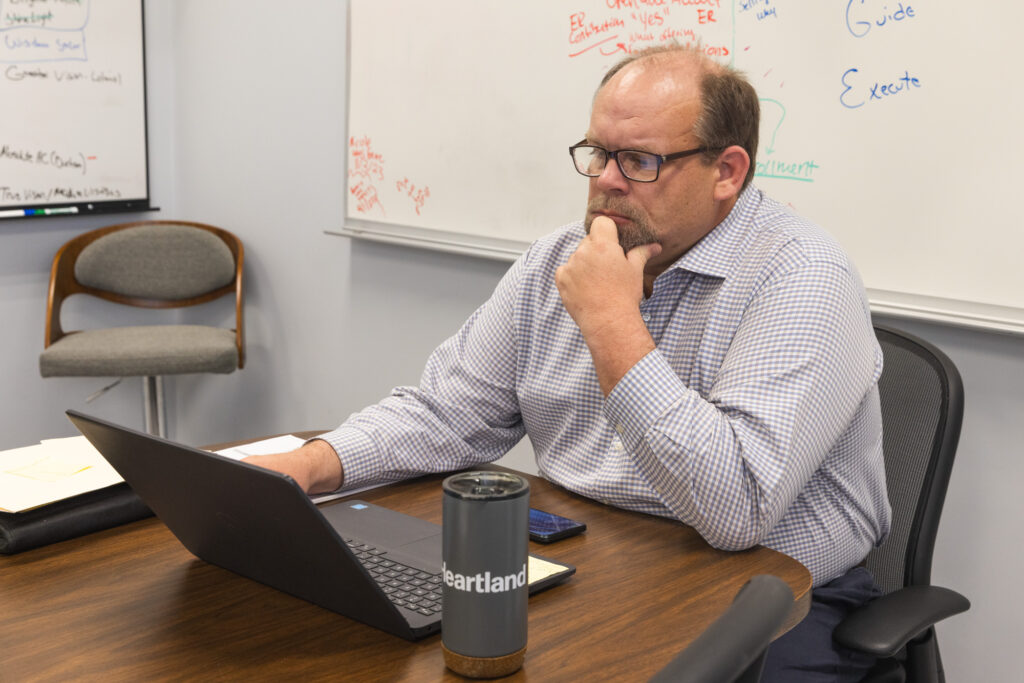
[388,534,443,567]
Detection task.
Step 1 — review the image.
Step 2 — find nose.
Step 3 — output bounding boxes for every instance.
[594,155,630,194]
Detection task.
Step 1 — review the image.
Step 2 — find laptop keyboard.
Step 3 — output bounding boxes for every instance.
[344,538,443,617]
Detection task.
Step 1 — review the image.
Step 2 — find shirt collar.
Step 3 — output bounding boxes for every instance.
[665,184,761,280]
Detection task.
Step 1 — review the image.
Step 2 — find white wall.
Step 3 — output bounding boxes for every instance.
[159,2,534,474]
[0,1,1016,678]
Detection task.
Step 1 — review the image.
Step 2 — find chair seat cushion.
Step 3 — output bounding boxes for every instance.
[40,325,238,377]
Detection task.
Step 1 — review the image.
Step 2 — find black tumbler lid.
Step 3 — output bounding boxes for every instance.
[442,471,529,500]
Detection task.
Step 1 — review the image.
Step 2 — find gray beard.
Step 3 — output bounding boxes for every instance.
[585,197,658,253]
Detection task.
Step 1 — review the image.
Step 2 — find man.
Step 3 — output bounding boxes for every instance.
[249,45,890,680]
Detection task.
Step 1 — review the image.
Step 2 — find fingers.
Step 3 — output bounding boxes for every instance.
[587,215,661,275]
[626,241,662,270]
[588,215,618,241]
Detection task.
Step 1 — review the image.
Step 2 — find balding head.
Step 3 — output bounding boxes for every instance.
[596,46,760,190]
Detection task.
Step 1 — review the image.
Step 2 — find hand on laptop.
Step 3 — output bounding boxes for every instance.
[242,439,344,494]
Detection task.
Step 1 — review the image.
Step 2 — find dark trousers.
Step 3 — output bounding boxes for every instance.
[761,566,881,683]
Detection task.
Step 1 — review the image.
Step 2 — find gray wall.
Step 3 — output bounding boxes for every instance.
[0,2,1018,678]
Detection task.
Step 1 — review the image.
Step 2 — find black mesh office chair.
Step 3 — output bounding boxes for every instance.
[649,575,795,683]
[833,324,969,683]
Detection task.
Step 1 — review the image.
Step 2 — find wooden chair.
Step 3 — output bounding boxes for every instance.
[39,220,244,437]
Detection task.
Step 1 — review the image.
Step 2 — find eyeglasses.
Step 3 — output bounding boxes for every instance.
[568,139,721,183]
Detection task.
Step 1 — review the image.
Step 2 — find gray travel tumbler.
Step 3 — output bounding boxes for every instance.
[441,471,530,678]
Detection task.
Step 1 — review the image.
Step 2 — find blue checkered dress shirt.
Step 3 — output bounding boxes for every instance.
[321,185,891,586]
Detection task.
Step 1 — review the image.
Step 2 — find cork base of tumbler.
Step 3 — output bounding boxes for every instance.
[442,644,526,679]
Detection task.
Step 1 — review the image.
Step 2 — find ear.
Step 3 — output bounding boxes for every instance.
[712,145,750,201]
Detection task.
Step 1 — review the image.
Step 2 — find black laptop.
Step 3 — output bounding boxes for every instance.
[66,410,574,641]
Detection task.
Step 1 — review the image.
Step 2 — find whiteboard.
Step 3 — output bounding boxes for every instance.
[344,0,1024,334]
[0,0,150,219]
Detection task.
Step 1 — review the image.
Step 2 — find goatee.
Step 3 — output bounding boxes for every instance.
[585,197,658,253]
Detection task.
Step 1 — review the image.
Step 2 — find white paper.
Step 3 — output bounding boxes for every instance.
[215,435,307,460]
[0,437,123,513]
[215,435,386,504]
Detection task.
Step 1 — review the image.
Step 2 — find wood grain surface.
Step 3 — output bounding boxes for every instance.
[0,447,810,682]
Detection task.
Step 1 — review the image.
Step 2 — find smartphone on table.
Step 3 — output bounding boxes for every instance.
[528,508,586,543]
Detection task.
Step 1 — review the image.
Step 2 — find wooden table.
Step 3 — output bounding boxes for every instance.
[1,457,811,681]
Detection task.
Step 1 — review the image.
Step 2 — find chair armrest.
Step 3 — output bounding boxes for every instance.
[833,585,970,657]
[650,575,794,683]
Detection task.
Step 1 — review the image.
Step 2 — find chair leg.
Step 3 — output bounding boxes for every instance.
[142,376,166,438]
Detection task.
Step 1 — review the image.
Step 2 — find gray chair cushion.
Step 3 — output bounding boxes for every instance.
[74,225,235,300]
[39,325,238,377]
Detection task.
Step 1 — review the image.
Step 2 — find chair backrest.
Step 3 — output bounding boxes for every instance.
[44,220,245,367]
[867,324,964,595]
[649,575,795,683]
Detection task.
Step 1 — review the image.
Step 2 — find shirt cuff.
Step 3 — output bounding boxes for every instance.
[309,425,382,489]
[604,349,687,451]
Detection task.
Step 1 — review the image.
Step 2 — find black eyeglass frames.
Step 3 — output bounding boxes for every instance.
[568,140,721,182]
